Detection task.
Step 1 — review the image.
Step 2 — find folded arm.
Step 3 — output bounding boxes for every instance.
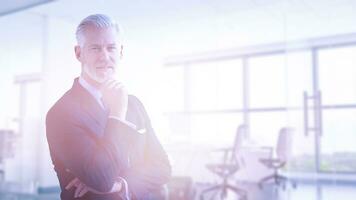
[46,108,137,193]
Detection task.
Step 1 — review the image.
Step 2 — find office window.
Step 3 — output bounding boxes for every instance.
[163,67,185,111]
[189,62,218,110]
[321,109,356,172]
[249,54,287,108]
[319,46,356,105]
[190,113,242,145]
[249,112,288,147]
[216,59,243,110]
[166,113,191,138]
[188,59,243,110]
[284,51,313,107]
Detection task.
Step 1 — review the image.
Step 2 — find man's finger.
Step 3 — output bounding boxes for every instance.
[65,178,79,190]
[103,79,117,89]
[100,79,114,91]
[113,82,124,90]
[74,182,85,198]
[77,186,89,198]
[108,81,123,90]
[103,78,115,85]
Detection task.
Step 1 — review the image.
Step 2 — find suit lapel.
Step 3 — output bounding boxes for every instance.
[71,78,109,137]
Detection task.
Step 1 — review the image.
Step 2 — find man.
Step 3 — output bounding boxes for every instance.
[46,14,171,200]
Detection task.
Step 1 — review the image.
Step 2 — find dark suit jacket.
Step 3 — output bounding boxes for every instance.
[46,78,171,200]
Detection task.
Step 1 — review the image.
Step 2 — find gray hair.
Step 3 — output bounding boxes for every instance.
[75,14,122,46]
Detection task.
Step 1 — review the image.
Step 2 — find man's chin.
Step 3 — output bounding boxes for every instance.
[84,75,109,87]
[83,70,114,85]
[93,76,109,84]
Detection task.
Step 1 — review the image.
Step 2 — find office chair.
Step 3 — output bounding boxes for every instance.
[258,127,296,189]
[199,125,248,200]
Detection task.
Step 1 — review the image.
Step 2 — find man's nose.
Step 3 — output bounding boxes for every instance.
[99,49,110,61]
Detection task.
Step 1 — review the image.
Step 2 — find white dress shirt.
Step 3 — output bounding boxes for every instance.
[78,76,105,109]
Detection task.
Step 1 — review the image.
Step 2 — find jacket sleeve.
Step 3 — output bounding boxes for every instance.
[122,97,172,197]
[46,106,137,193]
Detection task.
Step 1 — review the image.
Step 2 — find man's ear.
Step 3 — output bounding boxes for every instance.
[74,45,81,61]
[120,45,123,59]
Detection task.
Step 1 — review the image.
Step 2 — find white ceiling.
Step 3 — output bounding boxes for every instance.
[26,0,282,24]
[23,0,356,24]
[24,0,356,37]
[3,0,356,54]
[0,0,53,16]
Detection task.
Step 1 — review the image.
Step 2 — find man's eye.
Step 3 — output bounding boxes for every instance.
[91,47,100,51]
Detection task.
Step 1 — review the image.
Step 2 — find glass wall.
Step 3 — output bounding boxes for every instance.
[164,39,356,175]
[318,46,356,172]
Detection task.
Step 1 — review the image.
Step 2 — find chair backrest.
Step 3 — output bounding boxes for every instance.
[276,127,294,162]
[232,124,247,160]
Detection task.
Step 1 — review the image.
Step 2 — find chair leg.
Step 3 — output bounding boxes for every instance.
[258,174,275,189]
[226,184,248,200]
[291,180,297,188]
[276,175,297,189]
[200,183,248,200]
[200,184,223,200]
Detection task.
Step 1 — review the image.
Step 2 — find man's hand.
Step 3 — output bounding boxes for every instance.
[65,178,92,198]
[101,79,128,120]
[65,177,123,198]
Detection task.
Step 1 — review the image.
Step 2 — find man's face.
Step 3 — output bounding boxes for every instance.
[75,26,122,85]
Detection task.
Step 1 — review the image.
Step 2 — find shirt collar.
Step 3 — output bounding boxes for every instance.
[78,76,103,103]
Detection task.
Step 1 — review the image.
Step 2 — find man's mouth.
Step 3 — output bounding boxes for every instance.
[96,66,114,71]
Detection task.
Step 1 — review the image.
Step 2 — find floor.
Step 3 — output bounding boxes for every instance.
[196,181,356,200]
[0,181,355,200]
